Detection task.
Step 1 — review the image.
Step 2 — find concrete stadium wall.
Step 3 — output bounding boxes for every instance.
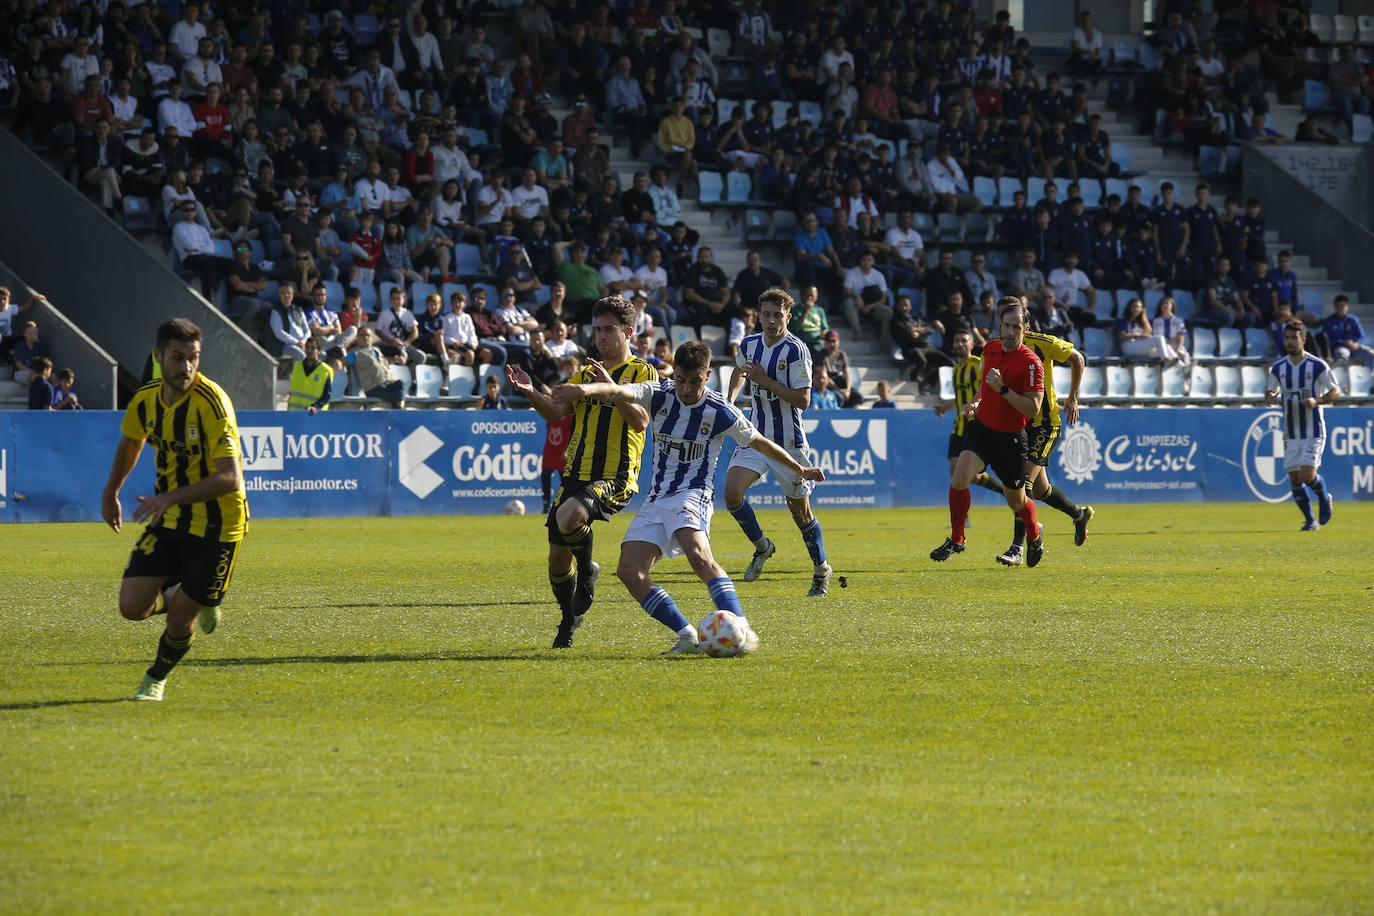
[0,130,276,408]
[0,262,119,409]
[3,407,1372,522]
[1243,144,1374,305]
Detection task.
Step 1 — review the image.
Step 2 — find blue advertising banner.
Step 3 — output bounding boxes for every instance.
[2,406,1372,523]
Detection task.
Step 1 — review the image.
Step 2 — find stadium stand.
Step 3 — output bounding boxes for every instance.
[2,0,1370,412]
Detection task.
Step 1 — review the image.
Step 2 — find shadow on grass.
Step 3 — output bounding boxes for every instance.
[183,649,648,667]
[0,697,131,711]
[273,600,549,610]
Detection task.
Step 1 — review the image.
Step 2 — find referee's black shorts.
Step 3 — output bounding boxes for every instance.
[959,419,1029,491]
[947,432,964,460]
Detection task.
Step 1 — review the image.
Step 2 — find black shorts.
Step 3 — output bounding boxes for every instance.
[947,432,964,460]
[546,477,635,545]
[123,526,241,607]
[960,419,1029,491]
[1027,420,1062,467]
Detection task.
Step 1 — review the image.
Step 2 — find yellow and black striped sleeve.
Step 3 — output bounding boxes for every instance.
[951,356,982,437]
[1024,331,1075,427]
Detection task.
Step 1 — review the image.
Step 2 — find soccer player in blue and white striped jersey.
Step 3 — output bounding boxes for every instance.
[1265,321,1342,530]
[551,341,825,654]
[723,287,834,596]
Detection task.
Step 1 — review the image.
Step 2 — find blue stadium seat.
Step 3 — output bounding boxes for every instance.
[1027,176,1047,203]
[935,212,962,241]
[122,196,156,230]
[1192,327,1219,360]
[409,282,438,308]
[938,365,955,400]
[412,364,445,400]
[744,209,772,241]
[353,14,380,45]
[1243,327,1272,361]
[323,280,345,309]
[798,101,823,128]
[698,171,725,207]
[1301,288,1326,314]
[1112,41,1137,66]
[1198,146,1225,179]
[717,98,743,122]
[1213,365,1241,400]
[453,244,483,277]
[330,365,352,400]
[1082,327,1114,361]
[1078,181,1103,208]
[1216,327,1243,359]
[707,27,731,60]
[1114,143,1134,174]
[1138,43,1163,70]
[771,209,797,241]
[1104,178,1129,202]
[1348,365,1373,398]
[1240,365,1268,399]
[997,176,1024,205]
[356,282,378,315]
[1160,365,1186,398]
[1304,80,1334,113]
[212,238,233,259]
[1183,365,1210,400]
[443,365,479,401]
[441,281,467,306]
[964,213,990,242]
[1135,178,1157,205]
[466,128,491,148]
[1078,366,1105,401]
[1131,364,1160,399]
[1173,290,1195,320]
[1143,288,1165,314]
[973,176,998,208]
[725,171,753,205]
[1354,114,1373,145]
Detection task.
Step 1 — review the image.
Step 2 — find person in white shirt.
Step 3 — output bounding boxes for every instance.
[431,126,477,188]
[633,247,674,328]
[168,4,208,62]
[510,167,551,226]
[1068,10,1104,80]
[825,62,858,121]
[60,35,102,97]
[926,145,980,214]
[355,159,389,213]
[819,35,854,83]
[1047,250,1097,316]
[647,166,682,223]
[382,165,418,221]
[157,82,198,138]
[145,42,179,99]
[882,210,926,289]
[170,201,230,296]
[840,251,892,344]
[599,247,638,297]
[474,171,513,229]
[344,52,400,110]
[180,37,222,99]
[440,291,482,367]
[410,14,445,83]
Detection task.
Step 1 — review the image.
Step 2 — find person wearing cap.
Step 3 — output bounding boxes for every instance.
[562,94,596,149]
[529,94,560,146]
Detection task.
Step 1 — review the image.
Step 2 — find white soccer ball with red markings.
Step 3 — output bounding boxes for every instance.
[699,610,746,658]
[505,499,526,515]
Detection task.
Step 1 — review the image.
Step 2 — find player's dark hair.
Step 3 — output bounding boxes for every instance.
[674,340,712,373]
[156,318,202,350]
[1284,320,1307,337]
[592,296,636,328]
[997,295,1027,323]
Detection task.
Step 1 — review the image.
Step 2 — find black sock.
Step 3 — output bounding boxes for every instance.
[1042,485,1081,520]
[1012,518,1026,547]
[567,525,594,576]
[974,472,1001,493]
[146,629,194,680]
[550,568,576,616]
[540,469,553,505]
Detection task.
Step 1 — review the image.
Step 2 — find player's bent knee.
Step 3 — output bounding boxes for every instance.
[118,599,152,621]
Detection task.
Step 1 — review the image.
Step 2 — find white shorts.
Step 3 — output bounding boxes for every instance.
[623,488,715,561]
[727,444,814,500]
[1284,436,1325,472]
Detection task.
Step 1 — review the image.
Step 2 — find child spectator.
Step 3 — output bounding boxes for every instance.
[652,338,675,378]
[349,212,381,287]
[809,365,840,409]
[871,379,897,408]
[726,306,759,362]
[9,321,44,384]
[52,368,82,410]
[478,373,507,409]
[27,355,54,410]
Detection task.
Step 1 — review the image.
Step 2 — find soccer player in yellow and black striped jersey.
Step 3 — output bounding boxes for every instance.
[507,297,657,648]
[933,328,1001,493]
[102,319,248,701]
[995,315,1095,566]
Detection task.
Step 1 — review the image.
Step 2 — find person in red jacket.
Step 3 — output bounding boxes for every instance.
[192,82,234,158]
[931,296,1048,567]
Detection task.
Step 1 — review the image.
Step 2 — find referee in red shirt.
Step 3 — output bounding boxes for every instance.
[931,296,1048,566]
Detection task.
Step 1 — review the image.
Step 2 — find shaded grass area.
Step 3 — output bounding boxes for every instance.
[1,504,1371,914]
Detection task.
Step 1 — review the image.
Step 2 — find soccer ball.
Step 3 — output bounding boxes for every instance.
[505,499,526,515]
[698,610,747,658]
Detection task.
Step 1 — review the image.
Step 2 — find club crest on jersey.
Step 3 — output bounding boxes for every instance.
[699,422,711,437]
[188,424,199,442]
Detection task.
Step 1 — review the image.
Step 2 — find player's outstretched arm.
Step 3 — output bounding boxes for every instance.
[749,434,826,482]
[508,364,566,421]
[102,435,146,532]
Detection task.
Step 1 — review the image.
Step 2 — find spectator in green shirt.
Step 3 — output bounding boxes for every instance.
[554,240,609,321]
[788,284,831,352]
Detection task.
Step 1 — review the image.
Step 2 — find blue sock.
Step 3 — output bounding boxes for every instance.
[729,499,766,546]
[1291,483,1313,522]
[707,577,744,617]
[641,586,690,632]
[1308,474,1328,503]
[799,519,827,567]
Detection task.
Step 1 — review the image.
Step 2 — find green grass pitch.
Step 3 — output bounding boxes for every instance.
[1,503,1371,914]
